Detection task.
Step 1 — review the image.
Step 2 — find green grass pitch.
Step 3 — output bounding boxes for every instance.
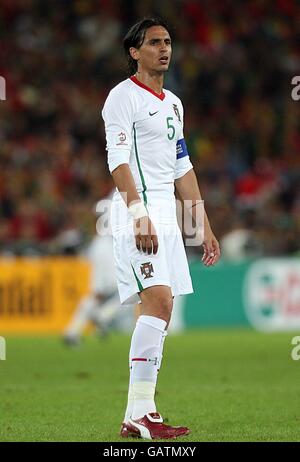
[1,329,300,442]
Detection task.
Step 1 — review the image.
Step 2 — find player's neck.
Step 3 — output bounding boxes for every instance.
[134,71,164,95]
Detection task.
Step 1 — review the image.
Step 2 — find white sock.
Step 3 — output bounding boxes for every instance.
[123,325,169,422]
[157,330,168,373]
[127,315,167,420]
[131,382,156,420]
[123,379,134,423]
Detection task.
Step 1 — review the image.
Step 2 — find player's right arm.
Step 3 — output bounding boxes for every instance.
[102,86,158,255]
[111,164,158,255]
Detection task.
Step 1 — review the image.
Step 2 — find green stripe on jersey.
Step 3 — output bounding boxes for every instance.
[133,123,148,206]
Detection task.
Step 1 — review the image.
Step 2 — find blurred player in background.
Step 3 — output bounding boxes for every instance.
[102,18,220,439]
[63,195,120,345]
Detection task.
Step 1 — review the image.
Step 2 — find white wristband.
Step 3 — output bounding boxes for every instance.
[128,201,148,220]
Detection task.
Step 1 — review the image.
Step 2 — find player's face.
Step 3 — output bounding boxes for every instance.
[132,26,172,74]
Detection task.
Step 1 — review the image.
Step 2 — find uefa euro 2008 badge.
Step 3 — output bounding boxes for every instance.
[116,131,128,145]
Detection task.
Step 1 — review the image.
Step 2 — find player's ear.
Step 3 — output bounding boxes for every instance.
[129,47,139,62]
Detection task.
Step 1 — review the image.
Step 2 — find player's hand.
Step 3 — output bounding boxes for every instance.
[134,216,158,255]
[201,228,221,266]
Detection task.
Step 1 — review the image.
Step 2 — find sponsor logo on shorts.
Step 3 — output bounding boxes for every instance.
[141,262,154,279]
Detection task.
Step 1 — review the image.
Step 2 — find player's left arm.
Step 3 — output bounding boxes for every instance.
[175,168,221,267]
[174,99,220,266]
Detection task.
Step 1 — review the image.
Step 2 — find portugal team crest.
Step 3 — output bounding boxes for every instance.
[141,262,154,279]
[173,104,181,123]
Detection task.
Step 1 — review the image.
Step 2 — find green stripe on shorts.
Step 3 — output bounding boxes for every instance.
[131,263,144,292]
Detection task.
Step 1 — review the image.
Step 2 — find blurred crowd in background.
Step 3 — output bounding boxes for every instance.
[1,0,300,259]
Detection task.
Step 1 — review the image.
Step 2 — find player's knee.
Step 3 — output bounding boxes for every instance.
[140,287,173,322]
[154,294,173,321]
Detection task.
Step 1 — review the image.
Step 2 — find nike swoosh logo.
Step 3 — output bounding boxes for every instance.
[149,111,159,116]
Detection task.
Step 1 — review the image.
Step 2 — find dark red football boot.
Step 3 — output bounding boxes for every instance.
[123,412,190,440]
[120,422,139,438]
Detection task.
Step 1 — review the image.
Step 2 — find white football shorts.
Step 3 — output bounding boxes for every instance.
[110,193,194,306]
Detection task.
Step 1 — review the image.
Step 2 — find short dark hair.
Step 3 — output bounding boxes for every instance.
[123,17,170,75]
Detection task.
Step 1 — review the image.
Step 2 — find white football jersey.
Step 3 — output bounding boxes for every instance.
[102,76,193,204]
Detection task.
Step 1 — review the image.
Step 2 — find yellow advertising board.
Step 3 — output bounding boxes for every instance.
[0,257,90,334]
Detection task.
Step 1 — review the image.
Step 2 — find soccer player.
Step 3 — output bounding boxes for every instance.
[102,18,221,440]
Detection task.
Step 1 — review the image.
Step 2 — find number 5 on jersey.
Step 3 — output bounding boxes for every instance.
[167,117,175,140]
